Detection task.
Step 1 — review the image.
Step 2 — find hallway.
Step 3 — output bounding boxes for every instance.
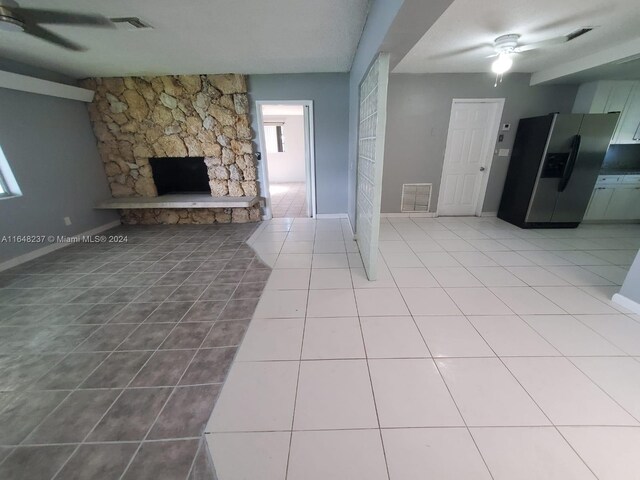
[269,183,308,219]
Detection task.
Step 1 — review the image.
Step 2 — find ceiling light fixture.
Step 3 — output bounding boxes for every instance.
[491,53,513,86]
[491,53,513,74]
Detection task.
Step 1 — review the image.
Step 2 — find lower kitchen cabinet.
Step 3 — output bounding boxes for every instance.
[585,184,640,221]
[606,187,640,220]
[584,187,615,220]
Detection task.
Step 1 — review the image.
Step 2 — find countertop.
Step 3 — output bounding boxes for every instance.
[599,170,640,175]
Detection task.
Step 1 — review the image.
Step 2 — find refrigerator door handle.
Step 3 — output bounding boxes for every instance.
[558,134,581,193]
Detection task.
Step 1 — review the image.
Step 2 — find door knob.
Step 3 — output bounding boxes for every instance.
[480,167,486,171]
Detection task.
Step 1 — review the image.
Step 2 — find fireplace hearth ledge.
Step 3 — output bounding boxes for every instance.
[95,194,260,209]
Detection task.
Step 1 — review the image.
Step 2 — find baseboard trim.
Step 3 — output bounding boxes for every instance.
[344,216,356,240]
[381,212,436,218]
[315,213,348,219]
[0,220,121,272]
[481,212,498,217]
[612,293,640,315]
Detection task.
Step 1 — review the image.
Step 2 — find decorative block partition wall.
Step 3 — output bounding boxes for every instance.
[356,53,390,280]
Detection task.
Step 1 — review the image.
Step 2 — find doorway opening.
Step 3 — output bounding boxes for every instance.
[437,98,504,217]
[256,101,316,219]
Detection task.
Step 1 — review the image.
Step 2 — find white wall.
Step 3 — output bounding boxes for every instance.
[263,113,306,183]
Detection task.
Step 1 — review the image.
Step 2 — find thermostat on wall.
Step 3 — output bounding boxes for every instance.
[501,123,511,131]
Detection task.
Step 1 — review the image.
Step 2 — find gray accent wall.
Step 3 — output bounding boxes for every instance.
[0,58,75,85]
[381,73,578,214]
[247,73,350,215]
[0,87,117,264]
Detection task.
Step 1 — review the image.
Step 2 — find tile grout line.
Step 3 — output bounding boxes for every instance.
[46,230,254,480]
[48,250,208,478]
[283,217,315,480]
[160,233,261,480]
[495,356,604,480]
[0,233,202,472]
[119,233,261,480]
[453,292,603,480]
[564,356,640,425]
[387,218,497,480]
[353,269,392,480]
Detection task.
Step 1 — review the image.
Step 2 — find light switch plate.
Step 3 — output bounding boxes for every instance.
[498,148,510,157]
[502,123,511,131]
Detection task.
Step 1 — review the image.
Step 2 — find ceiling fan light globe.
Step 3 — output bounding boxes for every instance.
[491,54,513,74]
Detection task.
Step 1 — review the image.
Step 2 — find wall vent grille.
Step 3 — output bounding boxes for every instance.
[401,183,432,212]
[566,27,594,41]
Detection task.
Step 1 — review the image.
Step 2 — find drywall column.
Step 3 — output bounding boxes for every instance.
[613,250,640,313]
[347,0,404,226]
[347,0,455,226]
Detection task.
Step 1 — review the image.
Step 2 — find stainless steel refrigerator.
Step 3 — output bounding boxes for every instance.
[498,112,619,228]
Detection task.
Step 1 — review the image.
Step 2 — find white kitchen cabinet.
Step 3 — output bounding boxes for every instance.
[622,175,640,185]
[584,176,640,221]
[614,84,640,144]
[602,81,635,115]
[573,81,640,144]
[584,187,615,220]
[605,187,640,220]
[574,81,635,114]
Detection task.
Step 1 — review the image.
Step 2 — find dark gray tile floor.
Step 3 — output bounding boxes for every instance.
[0,222,267,480]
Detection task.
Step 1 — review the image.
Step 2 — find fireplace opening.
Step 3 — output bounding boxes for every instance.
[149,157,210,195]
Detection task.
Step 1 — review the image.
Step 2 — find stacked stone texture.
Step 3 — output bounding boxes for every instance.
[80,74,260,224]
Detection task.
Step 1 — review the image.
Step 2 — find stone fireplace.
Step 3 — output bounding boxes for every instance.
[80,74,261,224]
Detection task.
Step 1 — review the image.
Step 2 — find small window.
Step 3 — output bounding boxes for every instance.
[0,145,21,199]
[264,123,285,153]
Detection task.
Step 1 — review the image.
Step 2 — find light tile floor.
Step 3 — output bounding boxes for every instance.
[206,216,640,480]
[269,183,308,218]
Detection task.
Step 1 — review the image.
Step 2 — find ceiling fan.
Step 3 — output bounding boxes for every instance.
[0,0,112,51]
[488,29,594,84]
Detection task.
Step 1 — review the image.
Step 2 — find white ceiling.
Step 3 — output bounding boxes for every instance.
[262,104,304,116]
[0,0,369,78]
[394,0,640,75]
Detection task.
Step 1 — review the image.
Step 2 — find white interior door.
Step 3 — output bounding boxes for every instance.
[355,53,390,281]
[437,99,504,216]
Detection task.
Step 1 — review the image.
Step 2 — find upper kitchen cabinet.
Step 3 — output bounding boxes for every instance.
[615,84,640,143]
[573,80,640,144]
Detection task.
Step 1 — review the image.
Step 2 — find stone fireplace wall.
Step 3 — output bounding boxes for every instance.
[80,74,260,224]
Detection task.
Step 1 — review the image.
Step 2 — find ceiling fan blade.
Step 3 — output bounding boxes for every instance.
[14,8,112,27]
[429,43,493,60]
[23,23,85,51]
[513,36,568,53]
